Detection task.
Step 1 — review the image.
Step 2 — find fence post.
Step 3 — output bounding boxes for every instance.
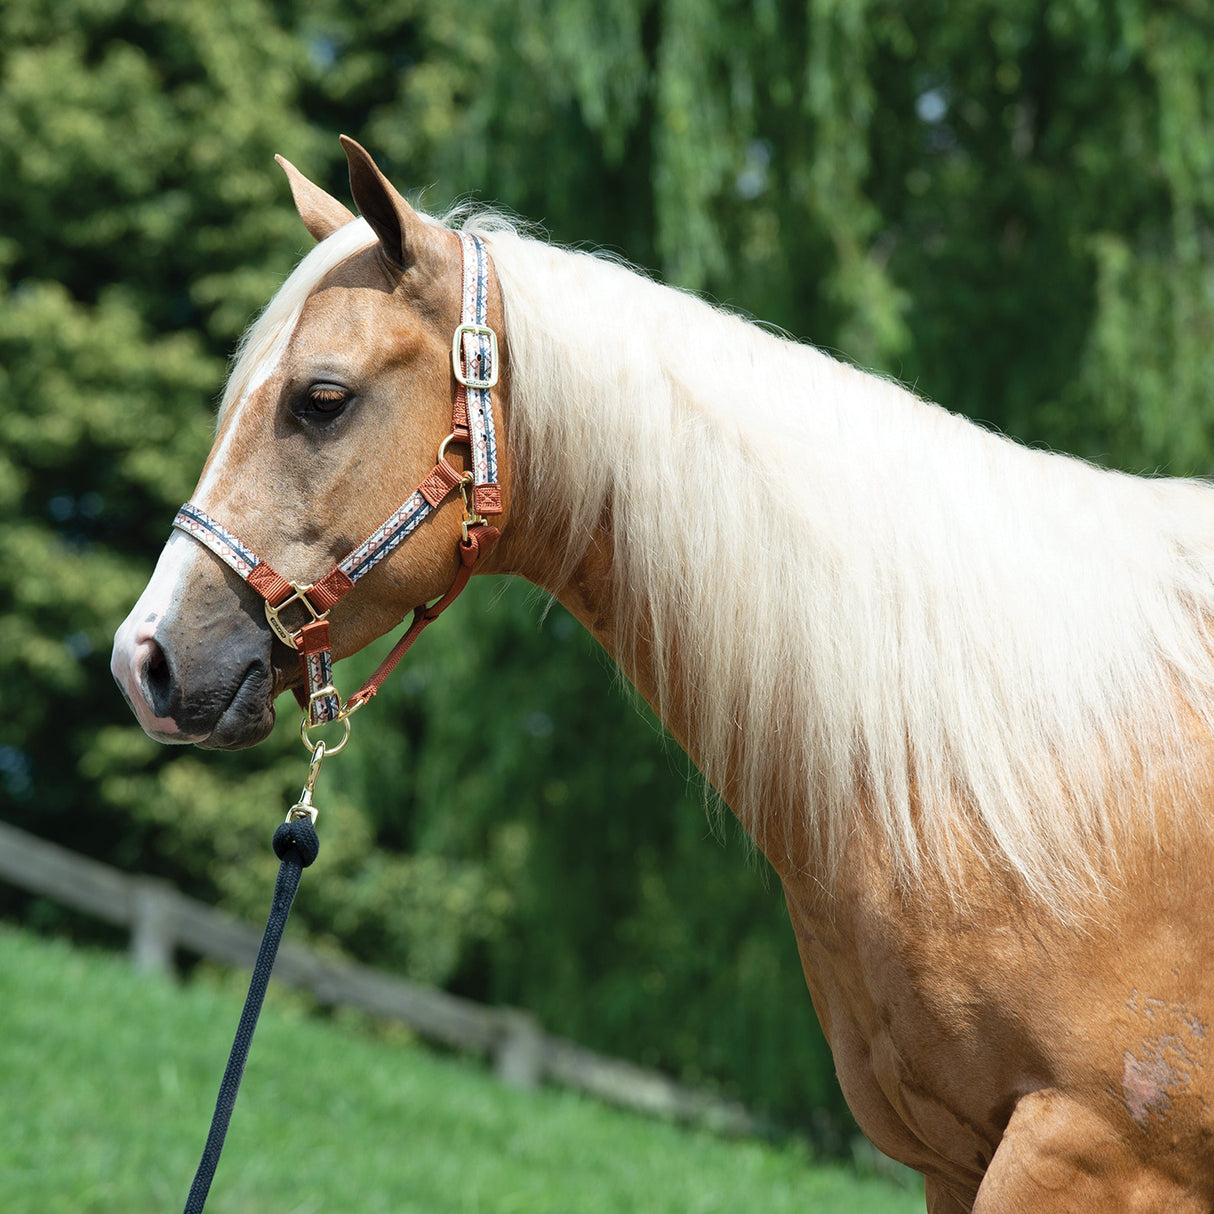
[130,878,176,975]
[0,820,763,1134]
[493,1009,545,1088]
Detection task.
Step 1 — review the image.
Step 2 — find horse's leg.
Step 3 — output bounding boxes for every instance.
[972,1089,1205,1212]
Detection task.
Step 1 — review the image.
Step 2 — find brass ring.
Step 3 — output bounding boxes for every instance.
[437,432,464,469]
[299,712,351,755]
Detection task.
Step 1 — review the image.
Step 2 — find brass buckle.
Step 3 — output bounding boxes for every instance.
[452,323,499,389]
[300,690,352,755]
[265,581,329,647]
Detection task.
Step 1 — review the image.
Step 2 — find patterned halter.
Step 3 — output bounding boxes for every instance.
[171,232,503,736]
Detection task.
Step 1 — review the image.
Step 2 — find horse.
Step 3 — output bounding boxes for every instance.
[111,137,1214,1211]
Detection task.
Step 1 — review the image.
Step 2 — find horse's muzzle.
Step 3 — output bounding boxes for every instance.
[111,612,277,749]
[111,527,281,749]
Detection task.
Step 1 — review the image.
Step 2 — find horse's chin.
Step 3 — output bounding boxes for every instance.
[194,663,278,750]
[197,701,277,750]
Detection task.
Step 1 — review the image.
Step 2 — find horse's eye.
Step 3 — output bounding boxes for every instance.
[306,384,349,414]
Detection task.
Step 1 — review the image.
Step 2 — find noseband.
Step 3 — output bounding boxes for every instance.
[170,231,503,742]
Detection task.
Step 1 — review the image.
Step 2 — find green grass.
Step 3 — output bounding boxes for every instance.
[0,925,923,1213]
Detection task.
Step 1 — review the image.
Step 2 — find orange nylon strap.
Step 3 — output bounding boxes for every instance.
[291,620,340,720]
[308,567,355,613]
[247,563,295,607]
[343,524,500,714]
[418,459,465,508]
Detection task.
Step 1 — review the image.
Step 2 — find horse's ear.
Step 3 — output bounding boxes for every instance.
[275,155,356,243]
[340,135,425,270]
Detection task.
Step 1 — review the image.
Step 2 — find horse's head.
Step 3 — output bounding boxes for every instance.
[111,138,508,748]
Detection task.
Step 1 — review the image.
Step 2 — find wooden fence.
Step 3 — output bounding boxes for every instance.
[0,818,757,1135]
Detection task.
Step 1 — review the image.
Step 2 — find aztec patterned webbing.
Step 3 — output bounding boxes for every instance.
[302,634,338,724]
[457,232,500,497]
[173,502,262,581]
[337,490,433,583]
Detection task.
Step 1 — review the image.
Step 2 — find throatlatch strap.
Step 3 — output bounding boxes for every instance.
[455,231,502,517]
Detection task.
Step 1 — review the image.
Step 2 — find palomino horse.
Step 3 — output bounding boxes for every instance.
[112,138,1214,1210]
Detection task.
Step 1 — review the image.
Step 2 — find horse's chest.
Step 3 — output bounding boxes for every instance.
[782,856,1214,1199]
[784,883,1028,1184]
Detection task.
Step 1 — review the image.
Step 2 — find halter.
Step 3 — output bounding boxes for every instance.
[171,231,503,743]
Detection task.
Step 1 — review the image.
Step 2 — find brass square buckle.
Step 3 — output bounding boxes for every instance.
[264,581,329,647]
[452,323,499,389]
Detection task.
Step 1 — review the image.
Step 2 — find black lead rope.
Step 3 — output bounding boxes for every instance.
[183,816,320,1213]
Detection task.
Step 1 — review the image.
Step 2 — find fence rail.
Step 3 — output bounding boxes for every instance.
[0,818,757,1135]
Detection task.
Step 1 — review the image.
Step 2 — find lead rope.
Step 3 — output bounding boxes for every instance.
[182,746,327,1213]
[177,522,494,1208]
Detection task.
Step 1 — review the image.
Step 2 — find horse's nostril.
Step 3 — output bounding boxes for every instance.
[141,636,174,716]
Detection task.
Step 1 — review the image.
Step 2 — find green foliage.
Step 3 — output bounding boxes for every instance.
[863,0,1214,468]
[300,0,1214,469]
[0,0,315,882]
[340,582,844,1125]
[4,0,1214,1148]
[0,926,921,1212]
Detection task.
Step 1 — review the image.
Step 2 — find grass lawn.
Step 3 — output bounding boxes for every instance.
[0,925,923,1213]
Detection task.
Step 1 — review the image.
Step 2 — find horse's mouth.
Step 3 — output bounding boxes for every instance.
[196,660,277,750]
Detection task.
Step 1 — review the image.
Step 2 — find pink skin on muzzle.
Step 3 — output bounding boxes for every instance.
[111,531,207,744]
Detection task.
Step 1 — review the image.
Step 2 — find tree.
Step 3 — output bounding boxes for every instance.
[0,1,328,913]
[5,0,1213,1142]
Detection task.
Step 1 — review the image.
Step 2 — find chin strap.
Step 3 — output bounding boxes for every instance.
[170,232,502,736]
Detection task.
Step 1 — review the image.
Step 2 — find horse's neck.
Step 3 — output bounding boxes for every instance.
[483,239,828,841]
[513,506,713,786]
[483,232,1214,909]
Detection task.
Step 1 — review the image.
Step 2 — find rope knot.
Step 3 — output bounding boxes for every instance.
[272,817,320,867]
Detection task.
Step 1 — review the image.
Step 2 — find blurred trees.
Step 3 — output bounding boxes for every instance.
[0,0,309,871]
[295,0,1214,468]
[3,0,1213,1141]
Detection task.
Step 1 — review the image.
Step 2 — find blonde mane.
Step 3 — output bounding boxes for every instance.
[225,209,1214,910]
[469,220,1214,908]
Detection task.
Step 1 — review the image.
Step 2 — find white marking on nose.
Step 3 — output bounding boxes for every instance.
[193,352,287,505]
[111,531,206,743]
[193,217,377,506]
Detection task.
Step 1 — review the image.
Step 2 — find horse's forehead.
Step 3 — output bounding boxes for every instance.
[288,250,449,360]
[292,280,400,354]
